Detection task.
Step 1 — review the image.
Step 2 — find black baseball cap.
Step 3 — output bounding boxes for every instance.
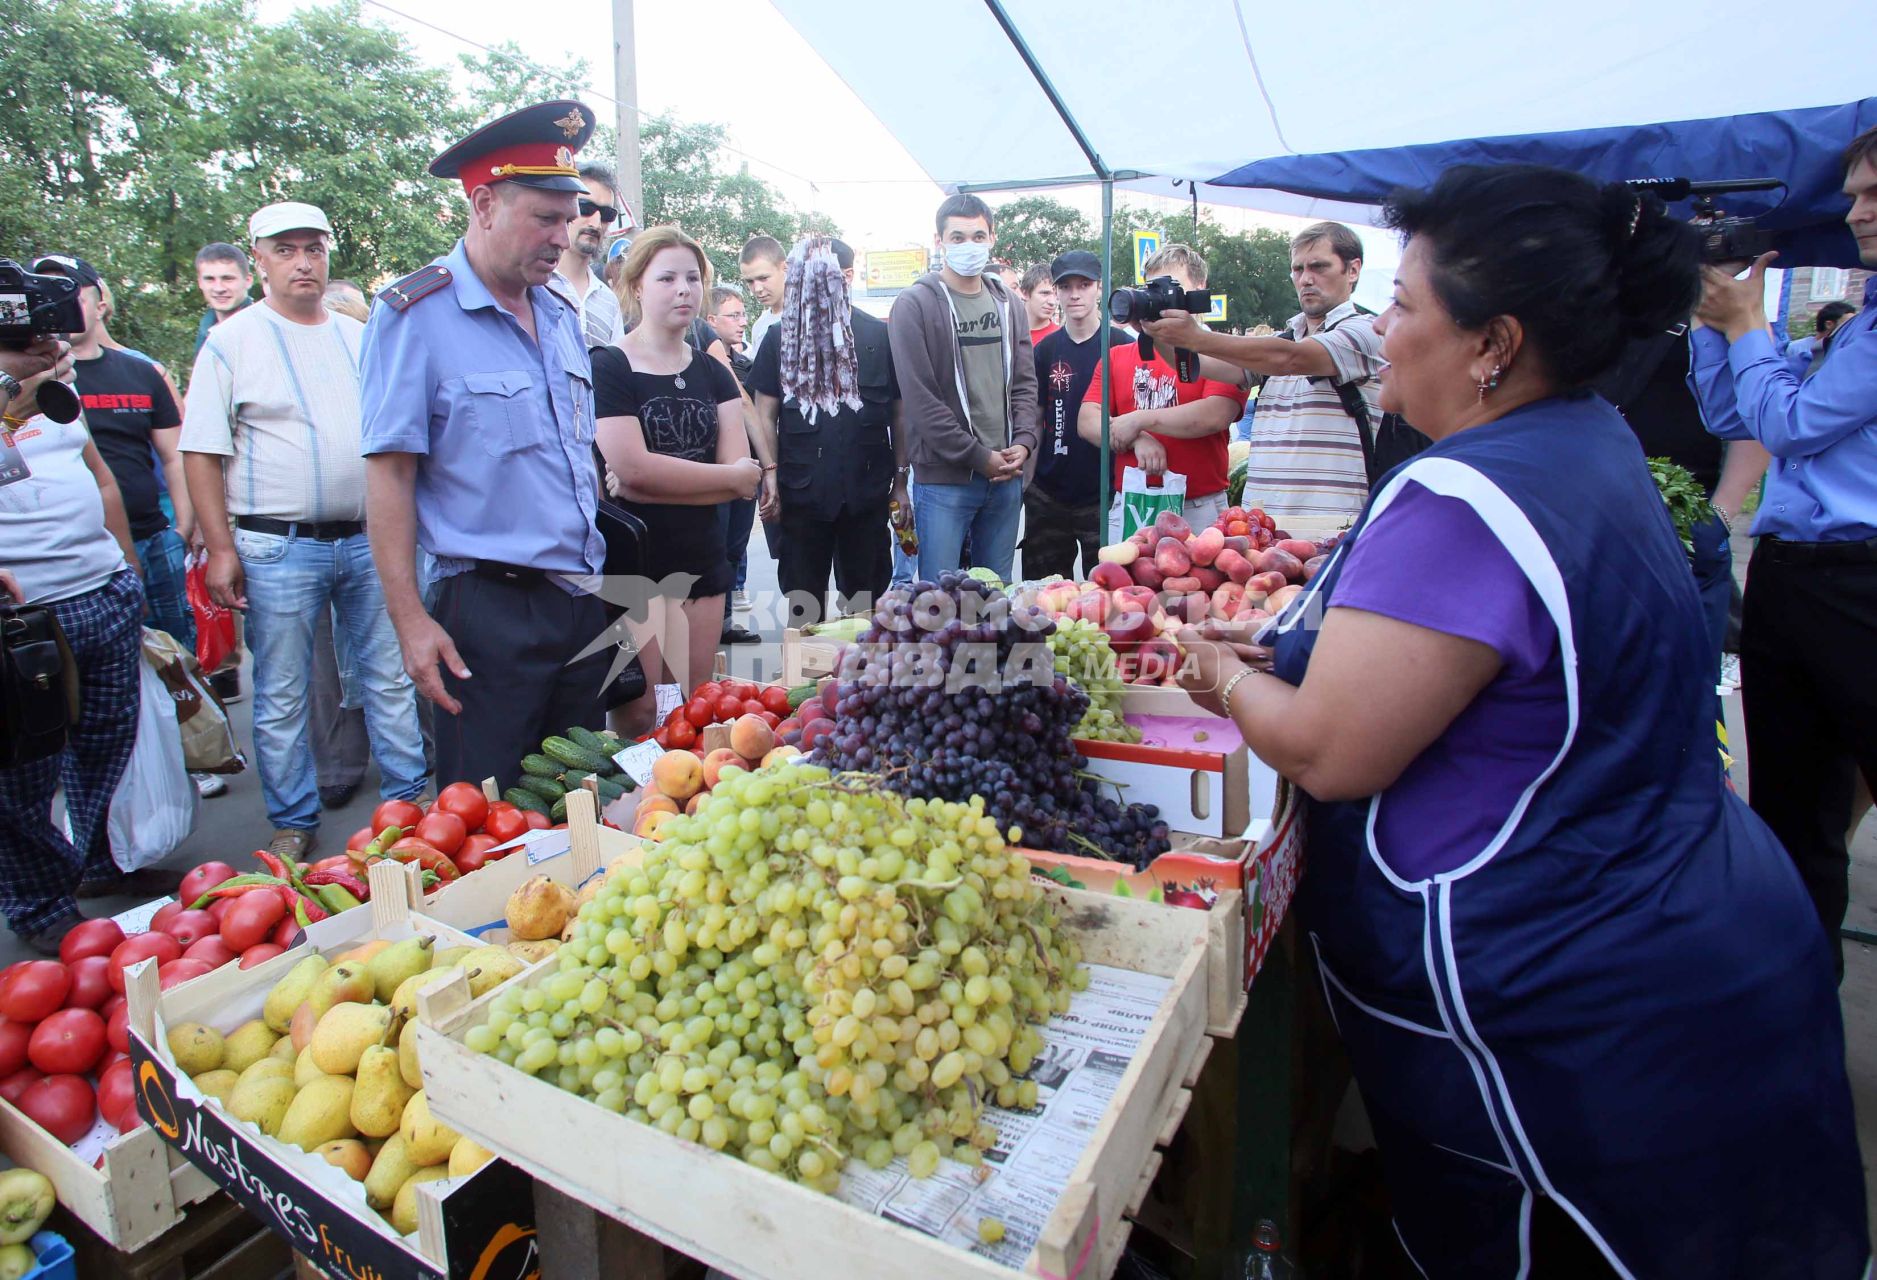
[32,255,101,289]
[1050,250,1101,284]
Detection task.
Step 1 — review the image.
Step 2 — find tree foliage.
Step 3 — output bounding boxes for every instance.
[0,0,834,375]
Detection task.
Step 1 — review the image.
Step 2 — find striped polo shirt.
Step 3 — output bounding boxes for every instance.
[1243,300,1384,525]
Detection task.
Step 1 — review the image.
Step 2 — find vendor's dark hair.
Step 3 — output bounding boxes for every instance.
[1382,165,1700,389]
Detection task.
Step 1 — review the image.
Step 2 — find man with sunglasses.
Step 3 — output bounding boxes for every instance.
[552,161,628,349]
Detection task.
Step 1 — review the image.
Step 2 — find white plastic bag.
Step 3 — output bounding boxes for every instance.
[1118,465,1188,539]
[108,656,199,871]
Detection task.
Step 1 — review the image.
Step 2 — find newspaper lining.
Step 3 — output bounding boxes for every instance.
[832,963,1174,1268]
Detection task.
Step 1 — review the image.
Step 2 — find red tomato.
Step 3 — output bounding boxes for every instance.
[110,1101,144,1134]
[523,811,551,831]
[454,834,503,875]
[237,944,284,969]
[371,799,425,833]
[206,898,231,926]
[96,1051,127,1078]
[64,956,112,1010]
[157,959,214,991]
[433,782,490,833]
[758,711,781,729]
[713,693,743,722]
[217,892,286,952]
[57,919,125,966]
[346,825,376,854]
[105,1002,129,1055]
[666,719,698,751]
[652,728,671,749]
[695,681,723,703]
[415,811,467,856]
[740,699,765,718]
[18,1074,95,1145]
[178,861,236,907]
[148,901,185,934]
[0,962,69,1023]
[98,994,125,1026]
[483,807,529,845]
[28,1009,105,1075]
[663,706,688,729]
[760,686,791,716]
[107,934,181,994]
[683,697,715,729]
[0,1068,42,1105]
[158,909,217,948]
[721,680,754,702]
[0,1021,30,1076]
[269,915,298,949]
[96,1059,133,1129]
[182,935,240,969]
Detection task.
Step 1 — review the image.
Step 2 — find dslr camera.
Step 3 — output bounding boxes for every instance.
[1624,177,1780,266]
[0,259,84,423]
[1110,275,1213,381]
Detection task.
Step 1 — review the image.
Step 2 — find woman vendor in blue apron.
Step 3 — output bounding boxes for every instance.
[1176,166,1867,1276]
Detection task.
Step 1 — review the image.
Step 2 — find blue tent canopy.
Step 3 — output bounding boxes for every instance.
[1211,100,1877,268]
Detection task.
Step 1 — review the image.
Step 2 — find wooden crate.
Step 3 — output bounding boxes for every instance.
[414,883,1219,1280]
[125,862,541,1280]
[780,628,843,686]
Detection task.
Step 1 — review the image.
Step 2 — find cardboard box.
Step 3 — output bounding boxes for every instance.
[126,865,539,1280]
[1087,702,1282,829]
[1076,724,1249,839]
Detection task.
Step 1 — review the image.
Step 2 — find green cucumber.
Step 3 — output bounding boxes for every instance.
[503,787,551,816]
[550,795,568,823]
[786,683,820,710]
[515,774,566,802]
[542,736,614,774]
[520,753,563,779]
[567,726,613,757]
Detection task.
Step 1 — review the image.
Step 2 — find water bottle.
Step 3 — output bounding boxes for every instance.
[1239,1219,1296,1279]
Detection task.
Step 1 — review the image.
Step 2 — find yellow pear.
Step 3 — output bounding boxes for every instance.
[228,1075,296,1137]
[430,945,474,972]
[167,1023,224,1076]
[390,969,455,1024]
[310,1002,393,1076]
[221,1020,280,1074]
[332,939,391,966]
[349,1046,415,1139]
[288,1001,319,1055]
[366,936,435,1004]
[278,1075,356,1151]
[398,1090,459,1166]
[263,955,329,1032]
[191,1069,239,1106]
[397,1017,423,1090]
[305,962,375,1021]
[390,1166,451,1236]
[316,1138,372,1181]
[448,1136,494,1178]
[505,876,575,941]
[236,1057,294,1090]
[506,939,559,965]
[460,946,522,997]
[363,1133,419,1211]
[292,1045,327,1090]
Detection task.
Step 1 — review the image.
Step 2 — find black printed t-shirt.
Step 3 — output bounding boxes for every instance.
[1031,324,1133,506]
[73,347,181,540]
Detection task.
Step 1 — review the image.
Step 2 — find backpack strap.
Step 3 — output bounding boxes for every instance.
[1285,310,1381,484]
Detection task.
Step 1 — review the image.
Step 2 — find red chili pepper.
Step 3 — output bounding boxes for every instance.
[254,849,293,881]
[387,838,461,882]
[188,874,288,911]
[294,894,328,926]
[302,867,370,899]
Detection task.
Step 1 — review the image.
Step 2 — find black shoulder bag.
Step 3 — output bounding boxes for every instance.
[0,601,78,769]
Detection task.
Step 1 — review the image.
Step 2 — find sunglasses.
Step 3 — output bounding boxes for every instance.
[578,199,619,225]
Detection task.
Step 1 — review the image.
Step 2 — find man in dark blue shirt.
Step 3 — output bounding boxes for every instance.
[1021,250,1132,581]
[1691,123,1877,972]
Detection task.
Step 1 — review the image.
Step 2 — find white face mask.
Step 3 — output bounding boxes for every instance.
[942,242,990,278]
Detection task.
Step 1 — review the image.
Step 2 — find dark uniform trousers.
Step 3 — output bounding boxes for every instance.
[779,502,890,626]
[431,570,611,791]
[1739,536,1877,976]
[1020,486,1101,583]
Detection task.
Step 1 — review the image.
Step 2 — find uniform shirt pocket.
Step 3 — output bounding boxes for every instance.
[460,370,538,456]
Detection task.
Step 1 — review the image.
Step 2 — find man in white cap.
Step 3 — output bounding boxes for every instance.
[181,201,428,859]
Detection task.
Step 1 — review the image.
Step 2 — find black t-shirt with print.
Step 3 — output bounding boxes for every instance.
[1031,325,1133,506]
[73,347,181,540]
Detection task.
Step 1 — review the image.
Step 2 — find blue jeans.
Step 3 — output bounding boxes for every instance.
[913,475,1022,582]
[235,529,427,830]
[134,528,195,653]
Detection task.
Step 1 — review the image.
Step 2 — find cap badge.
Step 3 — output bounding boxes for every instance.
[555,108,587,139]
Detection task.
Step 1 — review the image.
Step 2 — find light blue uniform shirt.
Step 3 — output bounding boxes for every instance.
[359,239,605,579]
[1690,274,1877,543]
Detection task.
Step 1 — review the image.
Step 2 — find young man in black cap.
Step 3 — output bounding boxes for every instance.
[1022,250,1132,580]
[360,100,614,790]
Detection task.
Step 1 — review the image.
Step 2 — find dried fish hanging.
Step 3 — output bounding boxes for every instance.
[778,235,861,423]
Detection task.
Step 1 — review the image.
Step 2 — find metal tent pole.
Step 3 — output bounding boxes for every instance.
[1099,177,1115,524]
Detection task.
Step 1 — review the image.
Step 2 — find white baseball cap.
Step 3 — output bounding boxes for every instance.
[248,201,334,242]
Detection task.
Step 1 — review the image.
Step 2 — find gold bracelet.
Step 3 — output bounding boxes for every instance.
[1218,667,1258,711]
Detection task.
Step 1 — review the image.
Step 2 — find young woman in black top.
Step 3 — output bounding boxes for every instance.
[594,226,762,722]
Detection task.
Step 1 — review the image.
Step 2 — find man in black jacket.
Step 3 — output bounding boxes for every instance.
[747,238,905,624]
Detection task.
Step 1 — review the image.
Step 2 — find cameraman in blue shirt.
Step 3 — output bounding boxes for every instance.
[1691,123,1877,975]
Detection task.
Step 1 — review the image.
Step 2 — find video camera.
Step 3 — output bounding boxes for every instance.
[1110,274,1213,381]
[1623,177,1782,266]
[0,259,83,423]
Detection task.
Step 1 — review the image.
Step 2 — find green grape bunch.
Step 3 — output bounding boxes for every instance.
[464,762,1088,1193]
[1047,619,1142,744]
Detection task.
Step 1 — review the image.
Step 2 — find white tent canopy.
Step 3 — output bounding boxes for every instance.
[769,0,1877,208]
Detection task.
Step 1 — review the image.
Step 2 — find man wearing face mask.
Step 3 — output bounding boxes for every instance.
[360,101,612,790]
[888,194,1040,582]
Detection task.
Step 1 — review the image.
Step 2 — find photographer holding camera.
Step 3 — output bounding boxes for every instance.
[1140,223,1386,525]
[1077,245,1247,539]
[1690,123,1877,975]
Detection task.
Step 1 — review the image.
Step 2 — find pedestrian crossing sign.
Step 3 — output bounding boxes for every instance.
[1132,230,1161,284]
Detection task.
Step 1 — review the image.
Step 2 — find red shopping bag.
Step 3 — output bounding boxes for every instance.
[185,554,236,673]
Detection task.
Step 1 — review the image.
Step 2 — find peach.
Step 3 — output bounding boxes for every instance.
[1162,576,1202,594]
[1267,584,1304,614]
[651,750,704,802]
[1187,527,1224,567]
[1276,539,1318,562]
[1130,560,1165,590]
[761,745,802,768]
[1258,548,1306,582]
[1190,565,1224,592]
[1128,528,1156,550]
[728,714,776,761]
[1155,537,1192,577]
[1222,535,1253,556]
[1096,542,1139,566]
[634,809,676,840]
[799,719,834,752]
[1211,583,1246,619]
[701,746,746,789]
[1247,570,1287,597]
[684,793,708,816]
[1089,561,1132,591]
[1233,605,1273,625]
[1302,555,1328,582]
[637,792,679,817]
[1215,548,1255,585]
[1075,590,1111,626]
[1114,585,1158,614]
[1152,510,1192,541]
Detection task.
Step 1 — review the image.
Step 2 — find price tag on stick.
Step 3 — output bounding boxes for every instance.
[612,739,665,787]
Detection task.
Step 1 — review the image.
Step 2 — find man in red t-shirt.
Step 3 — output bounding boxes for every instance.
[1020,263,1059,347]
[1077,245,1246,540]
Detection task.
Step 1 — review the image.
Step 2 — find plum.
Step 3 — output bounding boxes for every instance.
[1222,535,1253,556]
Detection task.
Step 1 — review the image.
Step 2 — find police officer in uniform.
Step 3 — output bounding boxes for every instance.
[360,101,611,789]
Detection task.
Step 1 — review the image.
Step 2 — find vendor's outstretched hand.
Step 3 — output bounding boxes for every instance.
[1174,626,1251,718]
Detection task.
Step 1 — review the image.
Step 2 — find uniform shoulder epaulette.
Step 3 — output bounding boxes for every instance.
[377,264,452,313]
